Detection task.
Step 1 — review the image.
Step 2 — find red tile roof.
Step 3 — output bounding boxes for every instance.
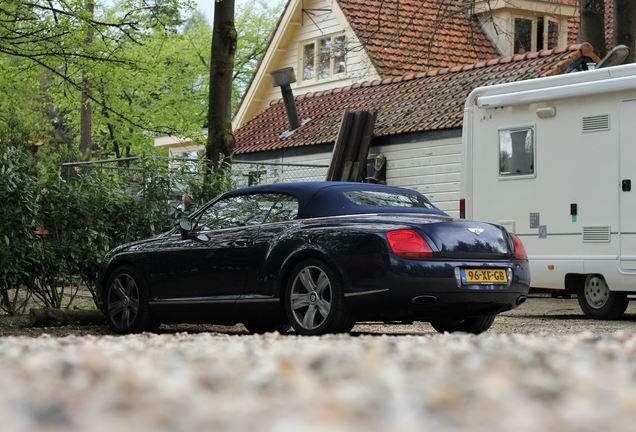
[604,0,615,51]
[336,0,500,77]
[234,44,595,155]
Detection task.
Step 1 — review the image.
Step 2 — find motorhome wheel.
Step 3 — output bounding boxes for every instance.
[576,275,628,320]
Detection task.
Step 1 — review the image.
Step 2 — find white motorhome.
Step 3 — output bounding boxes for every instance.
[461,63,636,319]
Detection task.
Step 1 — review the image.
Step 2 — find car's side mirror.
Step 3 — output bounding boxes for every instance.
[179,218,209,242]
[179,218,193,240]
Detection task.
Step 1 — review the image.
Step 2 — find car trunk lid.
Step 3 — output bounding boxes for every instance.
[416,221,512,259]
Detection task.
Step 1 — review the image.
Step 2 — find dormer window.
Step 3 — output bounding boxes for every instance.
[301,34,346,82]
[513,16,560,54]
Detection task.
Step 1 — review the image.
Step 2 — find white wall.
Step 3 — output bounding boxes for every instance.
[235,135,462,217]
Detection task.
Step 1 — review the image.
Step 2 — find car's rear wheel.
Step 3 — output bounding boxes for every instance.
[104,266,154,334]
[577,274,628,320]
[285,258,355,335]
[243,322,291,334]
[430,314,496,334]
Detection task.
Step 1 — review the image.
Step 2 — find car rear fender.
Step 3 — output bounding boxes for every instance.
[272,230,391,298]
[274,247,348,299]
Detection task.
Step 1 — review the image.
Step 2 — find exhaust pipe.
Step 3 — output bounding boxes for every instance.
[411,295,438,305]
[516,295,527,306]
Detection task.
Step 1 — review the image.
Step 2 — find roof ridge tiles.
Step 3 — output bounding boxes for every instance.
[264,44,587,108]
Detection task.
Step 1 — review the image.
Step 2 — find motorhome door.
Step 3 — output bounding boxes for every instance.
[619,99,636,270]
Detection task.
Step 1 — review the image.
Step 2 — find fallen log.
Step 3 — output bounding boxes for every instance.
[29,308,105,327]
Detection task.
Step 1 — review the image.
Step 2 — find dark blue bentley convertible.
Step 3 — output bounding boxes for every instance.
[98,182,529,335]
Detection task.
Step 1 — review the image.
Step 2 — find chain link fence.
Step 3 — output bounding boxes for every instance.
[61,156,329,191]
[232,160,328,186]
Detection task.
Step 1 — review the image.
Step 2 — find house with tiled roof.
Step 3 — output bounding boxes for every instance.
[231,0,581,130]
[234,43,599,215]
[155,0,613,215]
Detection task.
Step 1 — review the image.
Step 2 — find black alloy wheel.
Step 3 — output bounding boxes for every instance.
[285,258,355,335]
[577,274,628,320]
[430,314,496,335]
[104,266,155,334]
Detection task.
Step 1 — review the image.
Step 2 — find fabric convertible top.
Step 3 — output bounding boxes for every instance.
[222,182,449,219]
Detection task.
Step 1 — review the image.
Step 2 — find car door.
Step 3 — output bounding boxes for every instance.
[246,194,301,298]
[151,194,272,302]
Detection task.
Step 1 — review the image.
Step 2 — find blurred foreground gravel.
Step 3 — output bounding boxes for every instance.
[1,328,636,432]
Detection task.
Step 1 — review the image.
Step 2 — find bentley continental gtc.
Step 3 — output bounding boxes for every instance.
[98,182,530,335]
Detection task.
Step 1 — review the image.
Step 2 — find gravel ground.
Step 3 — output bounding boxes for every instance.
[0,297,635,431]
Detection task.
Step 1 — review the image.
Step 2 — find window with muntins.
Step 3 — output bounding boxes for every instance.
[513,17,560,54]
[499,128,534,176]
[301,34,346,82]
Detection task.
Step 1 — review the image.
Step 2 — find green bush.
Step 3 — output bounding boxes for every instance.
[0,148,236,314]
[0,147,40,314]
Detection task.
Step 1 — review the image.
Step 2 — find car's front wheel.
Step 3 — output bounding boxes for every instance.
[284,258,355,335]
[430,314,496,334]
[104,265,154,334]
[577,274,628,320]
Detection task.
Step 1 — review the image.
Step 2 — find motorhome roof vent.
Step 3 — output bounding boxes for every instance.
[582,225,611,242]
[582,114,610,132]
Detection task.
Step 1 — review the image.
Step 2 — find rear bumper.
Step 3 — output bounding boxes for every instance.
[344,257,530,321]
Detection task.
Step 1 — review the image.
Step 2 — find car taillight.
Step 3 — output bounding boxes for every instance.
[511,234,527,260]
[459,199,466,219]
[386,229,433,259]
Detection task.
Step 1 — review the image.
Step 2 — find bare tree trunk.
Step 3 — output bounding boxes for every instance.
[615,0,636,63]
[580,0,606,58]
[205,0,237,170]
[80,1,94,156]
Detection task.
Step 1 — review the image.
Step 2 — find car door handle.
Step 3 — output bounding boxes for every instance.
[232,239,250,247]
[622,179,631,192]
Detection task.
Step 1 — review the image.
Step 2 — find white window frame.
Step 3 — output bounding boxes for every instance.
[512,15,562,54]
[497,124,537,180]
[298,33,347,84]
[542,18,561,50]
[512,15,535,53]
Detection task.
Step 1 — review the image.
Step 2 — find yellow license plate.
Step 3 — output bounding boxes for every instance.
[461,269,508,284]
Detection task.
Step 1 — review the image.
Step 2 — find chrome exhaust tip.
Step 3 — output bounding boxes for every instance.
[516,295,527,306]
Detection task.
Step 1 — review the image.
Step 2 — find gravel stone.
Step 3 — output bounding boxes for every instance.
[0,297,635,431]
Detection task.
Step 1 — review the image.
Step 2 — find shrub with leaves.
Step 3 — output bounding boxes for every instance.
[0,148,237,314]
[0,147,39,314]
[33,171,132,308]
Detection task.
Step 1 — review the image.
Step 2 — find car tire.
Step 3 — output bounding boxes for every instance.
[284,258,355,335]
[104,265,155,334]
[243,322,291,334]
[577,274,628,320]
[430,314,496,335]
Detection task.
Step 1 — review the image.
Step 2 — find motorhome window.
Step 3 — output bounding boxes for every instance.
[499,128,534,176]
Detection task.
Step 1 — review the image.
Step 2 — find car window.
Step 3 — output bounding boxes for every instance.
[343,190,434,209]
[195,193,298,230]
[264,194,299,223]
